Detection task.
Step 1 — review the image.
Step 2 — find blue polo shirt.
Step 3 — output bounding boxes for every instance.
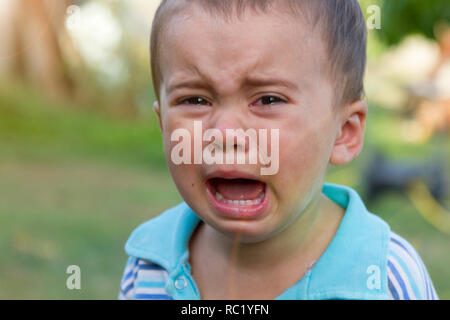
[119,183,438,300]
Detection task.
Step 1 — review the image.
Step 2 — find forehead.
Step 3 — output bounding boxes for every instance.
[159,6,328,96]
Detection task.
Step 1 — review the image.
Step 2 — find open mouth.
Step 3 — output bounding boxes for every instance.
[205,177,269,218]
[208,178,265,205]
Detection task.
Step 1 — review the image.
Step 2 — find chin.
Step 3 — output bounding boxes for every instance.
[203,204,283,243]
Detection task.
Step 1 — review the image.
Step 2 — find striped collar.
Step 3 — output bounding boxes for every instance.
[125,183,391,299]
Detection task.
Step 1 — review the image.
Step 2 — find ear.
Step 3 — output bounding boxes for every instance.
[330,100,368,166]
[153,100,163,131]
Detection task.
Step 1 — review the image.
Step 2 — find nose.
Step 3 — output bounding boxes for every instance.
[207,109,252,154]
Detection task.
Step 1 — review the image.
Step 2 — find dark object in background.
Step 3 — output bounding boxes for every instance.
[363,152,448,205]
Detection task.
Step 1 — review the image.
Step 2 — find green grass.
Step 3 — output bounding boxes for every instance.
[0,84,449,299]
[0,83,179,299]
[0,83,166,167]
[0,159,182,299]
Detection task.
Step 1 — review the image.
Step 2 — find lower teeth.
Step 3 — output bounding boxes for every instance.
[215,192,264,205]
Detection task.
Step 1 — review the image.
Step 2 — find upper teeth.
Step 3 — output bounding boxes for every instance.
[214,191,264,205]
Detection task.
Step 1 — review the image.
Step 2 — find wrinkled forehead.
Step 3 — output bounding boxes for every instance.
[158,4,328,99]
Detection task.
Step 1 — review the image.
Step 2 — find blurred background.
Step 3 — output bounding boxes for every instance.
[0,0,449,299]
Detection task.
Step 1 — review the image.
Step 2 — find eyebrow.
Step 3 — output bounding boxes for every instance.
[166,79,211,94]
[243,76,298,90]
[166,76,298,94]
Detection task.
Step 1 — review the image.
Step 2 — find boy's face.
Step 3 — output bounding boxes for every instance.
[155,7,357,242]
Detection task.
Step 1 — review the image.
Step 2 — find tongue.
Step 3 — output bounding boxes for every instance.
[213,178,265,200]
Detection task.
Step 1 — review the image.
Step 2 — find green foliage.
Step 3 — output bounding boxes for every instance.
[379,0,450,45]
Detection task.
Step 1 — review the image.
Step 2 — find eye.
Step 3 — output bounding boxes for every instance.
[176,96,211,106]
[252,95,286,107]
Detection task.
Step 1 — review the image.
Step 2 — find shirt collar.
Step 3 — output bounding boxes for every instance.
[125,182,391,299]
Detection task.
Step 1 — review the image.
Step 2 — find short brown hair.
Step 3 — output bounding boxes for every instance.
[150,0,367,108]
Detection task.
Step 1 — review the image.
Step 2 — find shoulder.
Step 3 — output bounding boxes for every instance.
[118,256,172,300]
[386,231,439,300]
[125,202,189,249]
[124,202,192,268]
[119,203,197,300]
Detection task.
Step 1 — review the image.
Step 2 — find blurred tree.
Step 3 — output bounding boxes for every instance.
[379,0,450,45]
[0,0,76,99]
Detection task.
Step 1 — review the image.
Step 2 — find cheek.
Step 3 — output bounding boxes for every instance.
[162,116,194,165]
[273,115,333,199]
[161,117,202,196]
[281,126,323,170]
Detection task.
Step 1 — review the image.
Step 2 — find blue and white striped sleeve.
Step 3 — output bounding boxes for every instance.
[118,256,140,300]
[118,257,173,300]
[387,232,439,300]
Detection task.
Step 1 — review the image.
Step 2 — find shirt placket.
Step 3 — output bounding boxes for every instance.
[166,262,201,299]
